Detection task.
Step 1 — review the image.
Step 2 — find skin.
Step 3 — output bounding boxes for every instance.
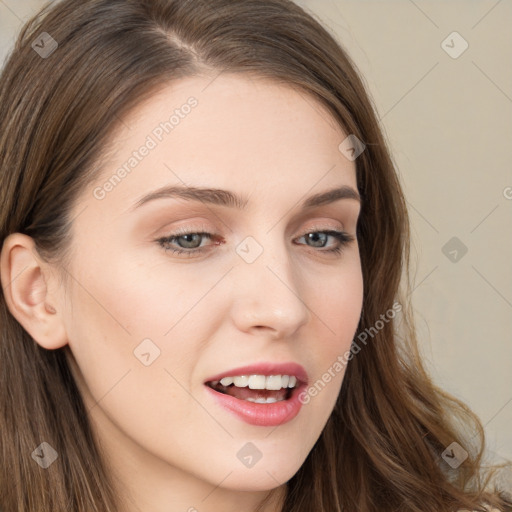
[1,74,363,512]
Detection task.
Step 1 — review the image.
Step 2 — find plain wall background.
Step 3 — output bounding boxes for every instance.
[1,0,511,477]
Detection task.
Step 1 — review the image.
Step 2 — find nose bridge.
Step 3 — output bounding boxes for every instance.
[230,231,310,336]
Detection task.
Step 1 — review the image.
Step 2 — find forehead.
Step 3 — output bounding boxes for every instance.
[76,74,357,221]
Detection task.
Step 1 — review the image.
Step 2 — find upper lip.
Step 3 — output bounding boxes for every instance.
[204,362,309,385]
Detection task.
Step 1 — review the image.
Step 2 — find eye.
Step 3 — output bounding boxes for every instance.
[155,228,355,258]
[295,229,355,255]
[156,229,219,257]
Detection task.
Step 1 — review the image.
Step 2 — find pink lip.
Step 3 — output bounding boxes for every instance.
[204,381,308,427]
[203,362,309,427]
[203,362,309,385]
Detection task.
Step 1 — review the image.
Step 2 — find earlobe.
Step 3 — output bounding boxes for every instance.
[0,233,68,350]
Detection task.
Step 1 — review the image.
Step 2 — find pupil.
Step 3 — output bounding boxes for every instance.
[308,232,326,247]
[179,234,201,248]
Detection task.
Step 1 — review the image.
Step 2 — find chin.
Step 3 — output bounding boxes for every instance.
[215,461,302,492]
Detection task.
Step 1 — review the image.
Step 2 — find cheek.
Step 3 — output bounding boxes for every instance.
[62,272,138,414]
[63,257,198,448]
[310,257,364,349]
[61,250,163,400]
[63,248,217,402]
[306,261,363,392]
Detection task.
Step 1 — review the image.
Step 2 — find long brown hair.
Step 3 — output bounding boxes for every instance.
[0,0,510,511]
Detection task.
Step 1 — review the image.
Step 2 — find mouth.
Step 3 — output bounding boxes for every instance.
[205,374,299,404]
[203,364,309,426]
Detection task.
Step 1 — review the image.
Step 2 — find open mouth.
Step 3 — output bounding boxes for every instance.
[205,376,297,404]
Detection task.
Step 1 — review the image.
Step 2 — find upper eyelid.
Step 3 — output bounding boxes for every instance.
[160,225,350,239]
[161,216,350,234]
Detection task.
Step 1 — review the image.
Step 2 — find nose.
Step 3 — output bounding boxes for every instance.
[229,236,310,339]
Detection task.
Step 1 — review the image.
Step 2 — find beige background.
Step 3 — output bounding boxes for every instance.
[1,0,511,472]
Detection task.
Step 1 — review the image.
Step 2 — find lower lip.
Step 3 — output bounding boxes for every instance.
[204,383,307,427]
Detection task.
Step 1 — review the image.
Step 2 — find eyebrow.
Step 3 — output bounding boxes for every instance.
[129,184,361,212]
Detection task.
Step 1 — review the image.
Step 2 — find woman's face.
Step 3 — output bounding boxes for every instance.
[59,74,363,504]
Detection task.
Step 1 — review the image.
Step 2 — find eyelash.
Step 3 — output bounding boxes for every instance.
[156,226,355,258]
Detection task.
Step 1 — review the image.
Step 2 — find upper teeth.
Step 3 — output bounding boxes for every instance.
[212,374,297,390]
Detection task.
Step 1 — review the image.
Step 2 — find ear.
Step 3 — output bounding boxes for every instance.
[0,233,68,350]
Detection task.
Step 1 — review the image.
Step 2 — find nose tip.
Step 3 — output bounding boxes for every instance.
[230,254,310,339]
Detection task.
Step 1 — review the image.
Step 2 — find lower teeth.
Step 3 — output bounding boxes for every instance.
[244,396,284,404]
[208,383,292,403]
